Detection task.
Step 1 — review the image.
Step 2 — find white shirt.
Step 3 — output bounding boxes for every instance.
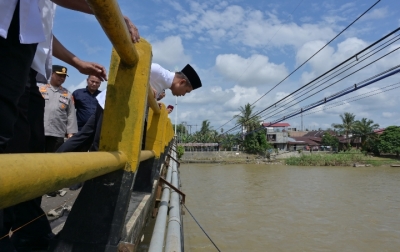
[31,0,56,82]
[150,63,175,98]
[96,63,175,109]
[0,0,45,44]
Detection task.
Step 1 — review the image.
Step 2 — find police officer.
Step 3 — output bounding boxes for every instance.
[39,65,78,152]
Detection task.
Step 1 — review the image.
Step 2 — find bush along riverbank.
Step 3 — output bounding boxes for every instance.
[285,150,397,167]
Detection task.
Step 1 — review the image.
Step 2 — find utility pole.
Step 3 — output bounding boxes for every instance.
[301,111,303,131]
[187,124,194,135]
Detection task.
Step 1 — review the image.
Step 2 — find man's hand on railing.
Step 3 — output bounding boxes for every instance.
[75,60,108,81]
[123,16,140,43]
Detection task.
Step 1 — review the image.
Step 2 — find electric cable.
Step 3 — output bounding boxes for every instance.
[183,204,221,252]
[238,66,400,136]
[222,33,400,133]
[249,0,381,107]
[259,34,400,119]
[262,46,400,122]
[219,27,400,134]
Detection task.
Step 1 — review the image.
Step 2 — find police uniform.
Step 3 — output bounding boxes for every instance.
[39,66,78,152]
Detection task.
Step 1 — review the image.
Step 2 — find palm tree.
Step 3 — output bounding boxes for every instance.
[197,120,214,143]
[332,112,356,147]
[353,118,379,150]
[234,103,261,135]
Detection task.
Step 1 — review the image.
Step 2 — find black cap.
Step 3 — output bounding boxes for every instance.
[181,64,202,90]
[52,65,69,76]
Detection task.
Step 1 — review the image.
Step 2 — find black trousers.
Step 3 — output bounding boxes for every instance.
[56,104,147,153]
[57,104,104,153]
[0,3,44,250]
[0,2,38,153]
[1,70,52,250]
[45,136,65,153]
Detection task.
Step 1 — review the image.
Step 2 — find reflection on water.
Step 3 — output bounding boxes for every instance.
[181,164,400,252]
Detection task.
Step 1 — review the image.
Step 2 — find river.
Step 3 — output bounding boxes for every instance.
[180,164,400,251]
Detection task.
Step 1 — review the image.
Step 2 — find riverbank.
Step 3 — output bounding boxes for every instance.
[180,151,400,167]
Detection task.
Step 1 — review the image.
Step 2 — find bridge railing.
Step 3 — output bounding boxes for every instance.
[0,1,175,250]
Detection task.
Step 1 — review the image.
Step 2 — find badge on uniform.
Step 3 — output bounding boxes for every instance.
[59,96,69,105]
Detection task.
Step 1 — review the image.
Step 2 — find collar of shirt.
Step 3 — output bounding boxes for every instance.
[85,87,101,96]
[49,84,63,93]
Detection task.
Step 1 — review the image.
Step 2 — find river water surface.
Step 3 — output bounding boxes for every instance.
[180,164,400,251]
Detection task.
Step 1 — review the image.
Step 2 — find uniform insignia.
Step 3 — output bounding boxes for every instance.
[62,68,66,73]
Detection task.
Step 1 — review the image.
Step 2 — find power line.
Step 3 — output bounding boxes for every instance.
[234,66,400,137]
[249,0,382,106]
[276,82,400,121]
[261,46,400,122]
[222,27,400,135]
[259,34,400,119]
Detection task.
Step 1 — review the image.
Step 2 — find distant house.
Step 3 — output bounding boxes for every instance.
[178,143,219,152]
[262,122,290,150]
[287,136,321,151]
[287,130,335,151]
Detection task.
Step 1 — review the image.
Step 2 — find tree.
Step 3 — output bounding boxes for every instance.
[378,126,400,157]
[321,132,339,150]
[234,103,261,135]
[173,124,188,135]
[220,133,238,151]
[177,145,185,159]
[173,123,188,143]
[332,112,356,148]
[353,118,379,151]
[200,120,212,136]
[243,130,272,154]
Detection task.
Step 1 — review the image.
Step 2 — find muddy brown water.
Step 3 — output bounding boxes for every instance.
[179,164,400,252]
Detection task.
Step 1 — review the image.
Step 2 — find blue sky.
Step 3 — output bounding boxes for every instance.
[53,0,400,133]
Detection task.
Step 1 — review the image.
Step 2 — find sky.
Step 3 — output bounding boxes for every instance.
[52,0,400,134]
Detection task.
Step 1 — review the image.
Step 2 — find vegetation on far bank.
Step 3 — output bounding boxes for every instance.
[285,150,400,166]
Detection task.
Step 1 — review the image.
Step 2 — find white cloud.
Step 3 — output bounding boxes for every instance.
[215,54,288,87]
[362,7,388,21]
[157,4,338,49]
[151,36,191,69]
[382,112,394,118]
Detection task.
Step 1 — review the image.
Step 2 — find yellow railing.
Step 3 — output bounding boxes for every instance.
[0,0,174,209]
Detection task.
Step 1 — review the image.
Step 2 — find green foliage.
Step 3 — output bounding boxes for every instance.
[220,133,238,151]
[332,112,356,143]
[243,130,271,154]
[234,103,261,133]
[177,146,185,159]
[173,124,188,135]
[353,118,379,151]
[378,126,400,157]
[321,132,339,149]
[285,150,369,166]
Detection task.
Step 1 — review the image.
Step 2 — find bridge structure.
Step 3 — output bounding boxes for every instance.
[0,0,184,251]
